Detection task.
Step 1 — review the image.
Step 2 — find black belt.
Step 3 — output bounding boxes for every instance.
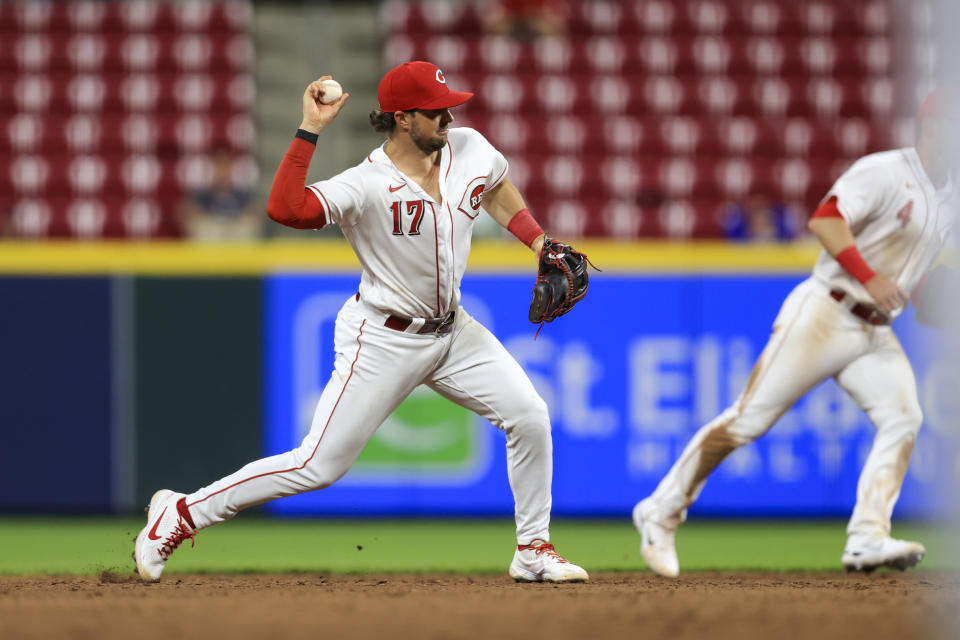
[829,289,890,325]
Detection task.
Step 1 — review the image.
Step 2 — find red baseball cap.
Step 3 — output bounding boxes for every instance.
[917,86,960,121]
[377,61,473,112]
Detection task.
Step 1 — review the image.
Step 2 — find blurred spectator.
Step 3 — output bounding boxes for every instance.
[180,149,263,242]
[484,0,567,38]
[722,195,802,242]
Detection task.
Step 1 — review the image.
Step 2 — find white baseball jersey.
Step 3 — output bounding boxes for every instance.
[812,147,957,316]
[304,127,509,319]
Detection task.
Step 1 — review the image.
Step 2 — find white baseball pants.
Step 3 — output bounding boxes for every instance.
[647,278,922,541]
[185,295,553,544]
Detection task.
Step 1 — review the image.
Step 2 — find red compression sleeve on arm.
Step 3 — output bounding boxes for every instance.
[507,208,544,247]
[835,246,877,284]
[814,196,877,284]
[266,132,327,229]
[812,196,843,219]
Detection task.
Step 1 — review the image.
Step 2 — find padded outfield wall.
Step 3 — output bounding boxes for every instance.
[0,240,956,518]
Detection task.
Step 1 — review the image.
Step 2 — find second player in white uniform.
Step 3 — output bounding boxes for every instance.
[634,88,959,576]
[134,61,589,584]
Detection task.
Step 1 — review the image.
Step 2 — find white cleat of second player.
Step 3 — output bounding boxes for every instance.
[842,536,926,573]
[632,498,679,578]
[509,540,589,583]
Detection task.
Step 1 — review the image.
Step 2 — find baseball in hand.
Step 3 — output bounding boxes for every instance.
[319,79,342,104]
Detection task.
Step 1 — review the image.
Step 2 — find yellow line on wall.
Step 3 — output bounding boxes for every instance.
[0,240,820,275]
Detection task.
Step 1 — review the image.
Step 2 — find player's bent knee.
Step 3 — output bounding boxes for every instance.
[902,402,923,434]
[300,460,352,491]
[909,401,923,426]
[710,406,758,446]
[519,398,551,430]
[880,398,923,434]
[506,406,551,443]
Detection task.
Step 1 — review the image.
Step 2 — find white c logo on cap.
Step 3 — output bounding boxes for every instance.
[436,69,446,84]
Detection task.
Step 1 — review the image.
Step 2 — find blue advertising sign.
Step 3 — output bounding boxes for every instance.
[265,273,958,518]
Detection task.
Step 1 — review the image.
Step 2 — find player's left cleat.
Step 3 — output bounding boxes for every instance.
[842,536,926,573]
[133,489,196,582]
[509,540,589,583]
[633,498,680,578]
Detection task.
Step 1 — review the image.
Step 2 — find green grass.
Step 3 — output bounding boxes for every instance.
[0,517,955,576]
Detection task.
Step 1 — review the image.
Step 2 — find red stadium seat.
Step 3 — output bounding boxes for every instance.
[122,197,168,238]
[658,117,702,155]
[713,157,755,200]
[634,37,680,75]
[424,36,470,74]
[478,36,525,74]
[714,117,759,156]
[567,1,617,35]
[857,37,894,77]
[2,114,47,153]
[738,2,785,37]
[540,156,586,199]
[695,77,745,116]
[65,197,110,238]
[120,34,162,71]
[856,1,894,35]
[639,76,689,115]
[4,154,51,195]
[800,37,838,75]
[687,1,732,35]
[798,2,835,35]
[584,37,629,74]
[600,156,643,200]
[750,77,795,117]
[67,154,114,195]
[589,76,633,115]
[744,36,785,76]
[532,37,576,74]
[543,198,589,238]
[633,1,677,35]
[656,157,698,199]
[7,197,56,238]
[600,199,645,238]
[653,200,697,238]
[601,116,649,156]
[690,36,734,75]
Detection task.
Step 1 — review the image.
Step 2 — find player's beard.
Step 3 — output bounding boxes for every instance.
[409,120,447,154]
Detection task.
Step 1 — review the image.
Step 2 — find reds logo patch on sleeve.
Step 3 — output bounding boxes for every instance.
[457,176,487,219]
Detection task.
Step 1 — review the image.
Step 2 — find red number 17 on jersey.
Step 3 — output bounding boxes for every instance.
[390,200,425,236]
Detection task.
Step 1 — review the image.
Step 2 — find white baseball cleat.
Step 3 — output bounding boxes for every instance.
[133,489,196,582]
[509,540,589,583]
[633,498,679,578]
[842,536,925,572]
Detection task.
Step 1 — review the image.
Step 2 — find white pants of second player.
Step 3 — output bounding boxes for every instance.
[647,277,922,540]
[183,295,554,544]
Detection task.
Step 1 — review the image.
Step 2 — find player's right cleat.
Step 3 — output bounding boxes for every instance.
[842,536,926,572]
[509,540,589,583]
[133,489,196,582]
[633,498,679,578]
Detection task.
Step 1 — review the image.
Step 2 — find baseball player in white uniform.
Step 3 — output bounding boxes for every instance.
[634,87,959,577]
[134,61,588,584]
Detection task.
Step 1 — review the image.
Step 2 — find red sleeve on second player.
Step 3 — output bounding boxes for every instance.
[266,137,327,229]
[811,196,843,219]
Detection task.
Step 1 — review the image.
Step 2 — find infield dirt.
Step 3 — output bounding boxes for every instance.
[1,572,957,640]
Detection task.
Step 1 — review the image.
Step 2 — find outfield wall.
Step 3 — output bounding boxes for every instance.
[1,241,956,519]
